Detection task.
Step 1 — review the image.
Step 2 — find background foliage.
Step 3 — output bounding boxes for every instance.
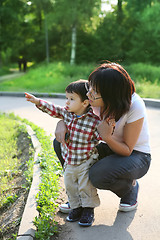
[1,0,160,65]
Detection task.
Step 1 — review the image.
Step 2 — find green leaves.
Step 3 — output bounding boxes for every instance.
[34,215,58,240]
[22,119,62,239]
[0,114,34,210]
[127,3,160,63]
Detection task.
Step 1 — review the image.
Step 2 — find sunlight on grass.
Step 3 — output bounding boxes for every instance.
[0,62,95,93]
[0,114,34,209]
[135,81,160,99]
[0,117,19,172]
[0,61,160,99]
[0,115,20,207]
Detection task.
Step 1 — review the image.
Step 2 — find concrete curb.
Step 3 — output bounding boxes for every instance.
[0,91,160,108]
[17,124,41,240]
[143,98,160,108]
[0,91,65,99]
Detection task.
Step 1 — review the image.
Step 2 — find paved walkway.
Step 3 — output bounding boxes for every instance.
[0,96,160,240]
[0,72,25,82]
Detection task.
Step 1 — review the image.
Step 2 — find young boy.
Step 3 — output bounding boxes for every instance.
[25,79,101,227]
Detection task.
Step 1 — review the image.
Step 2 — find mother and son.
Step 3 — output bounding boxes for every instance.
[25,62,151,227]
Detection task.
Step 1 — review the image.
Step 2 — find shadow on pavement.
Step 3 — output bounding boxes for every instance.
[54,209,136,240]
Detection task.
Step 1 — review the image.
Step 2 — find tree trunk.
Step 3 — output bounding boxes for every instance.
[70,25,76,65]
[44,16,49,63]
[117,0,122,21]
[118,0,122,12]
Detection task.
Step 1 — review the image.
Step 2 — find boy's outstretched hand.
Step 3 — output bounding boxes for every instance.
[25,92,40,105]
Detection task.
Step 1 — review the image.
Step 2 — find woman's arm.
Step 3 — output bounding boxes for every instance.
[97,118,144,156]
[55,120,67,146]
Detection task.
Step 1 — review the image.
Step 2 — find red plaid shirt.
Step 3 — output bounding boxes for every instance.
[37,99,102,165]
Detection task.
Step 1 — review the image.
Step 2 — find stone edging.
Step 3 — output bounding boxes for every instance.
[143,98,160,108]
[17,124,41,240]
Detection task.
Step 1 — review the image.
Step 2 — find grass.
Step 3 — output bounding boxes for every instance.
[0,63,20,76]
[0,67,11,76]
[0,62,95,93]
[0,61,160,99]
[0,113,34,209]
[19,119,62,240]
[0,113,62,239]
[0,62,35,76]
[126,63,160,99]
[0,113,35,239]
[134,81,160,99]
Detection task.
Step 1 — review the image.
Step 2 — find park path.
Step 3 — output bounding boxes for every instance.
[0,72,25,82]
[0,96,160,240]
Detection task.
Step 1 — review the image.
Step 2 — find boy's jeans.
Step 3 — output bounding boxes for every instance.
[64,157,100,209]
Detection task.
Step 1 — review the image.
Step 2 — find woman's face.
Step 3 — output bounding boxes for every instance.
[86,84,104,108]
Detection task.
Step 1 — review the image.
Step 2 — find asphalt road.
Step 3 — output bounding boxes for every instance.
[1,96,160,240]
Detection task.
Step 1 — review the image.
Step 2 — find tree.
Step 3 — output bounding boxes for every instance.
[0,0,27,64]
[117,0,123,21]
[28,0,55,63]
[52,0,101,65]
[94,12,125,62]
[126,0,152,12]
[127,2,160,64]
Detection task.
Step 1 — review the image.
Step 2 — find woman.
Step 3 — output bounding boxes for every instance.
[54,62,151,214]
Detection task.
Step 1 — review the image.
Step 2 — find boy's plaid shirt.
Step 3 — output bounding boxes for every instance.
[37,99,102,165]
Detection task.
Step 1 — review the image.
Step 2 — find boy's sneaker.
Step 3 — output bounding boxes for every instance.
[78,207,94,227]
[119,181,139,212]
[59,202,71,213]
[66,207,83,222]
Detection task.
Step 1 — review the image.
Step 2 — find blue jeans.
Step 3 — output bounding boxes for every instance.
[53,140,151,198]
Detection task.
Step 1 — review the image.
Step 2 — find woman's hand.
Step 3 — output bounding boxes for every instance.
[25,92,40,105]
[98,117,144,156]
[55,120,67,146]
[97,118,115,141]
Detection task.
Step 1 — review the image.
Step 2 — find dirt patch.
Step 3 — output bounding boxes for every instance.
[0,131,34,240]
[0,129,73,240]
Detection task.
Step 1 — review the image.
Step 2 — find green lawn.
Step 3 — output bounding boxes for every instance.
[0,62,95,93]
[0,61,160,99]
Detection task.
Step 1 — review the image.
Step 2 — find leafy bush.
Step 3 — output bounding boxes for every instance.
[126,62,160,84]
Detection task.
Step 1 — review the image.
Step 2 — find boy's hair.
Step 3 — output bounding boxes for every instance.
[65,79,89,102]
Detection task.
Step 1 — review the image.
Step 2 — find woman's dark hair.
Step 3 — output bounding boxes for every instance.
[65,79,89,102]
[88,62,135,121]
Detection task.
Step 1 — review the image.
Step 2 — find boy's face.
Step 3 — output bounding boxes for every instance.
[65,92,88,116]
